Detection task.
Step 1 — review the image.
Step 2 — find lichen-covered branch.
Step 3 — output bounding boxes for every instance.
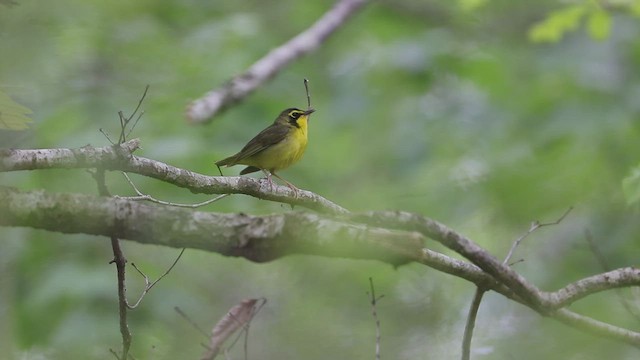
[0,187,420,264]
[0,138,142,171]
[2,187,640,346]
[0,139,348,215]
[185,0,368,123]
[3,144,640,347]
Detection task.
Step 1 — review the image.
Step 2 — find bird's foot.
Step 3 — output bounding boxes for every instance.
[282,180,299,199]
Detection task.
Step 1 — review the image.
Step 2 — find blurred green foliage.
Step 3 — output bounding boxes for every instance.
[529,0,640,43]
[1,0,640,359]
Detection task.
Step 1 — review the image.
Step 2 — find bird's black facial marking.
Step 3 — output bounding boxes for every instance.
[288,110,303,120]
[287,110,304,128]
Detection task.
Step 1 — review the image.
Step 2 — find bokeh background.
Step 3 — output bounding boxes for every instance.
[2,0,640,359]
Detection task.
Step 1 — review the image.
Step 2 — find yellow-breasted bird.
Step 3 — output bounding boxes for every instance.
[215,107,315,193]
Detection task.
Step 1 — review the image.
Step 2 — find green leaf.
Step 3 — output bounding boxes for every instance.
[0,90,33,130]
[587,10,611,40]
[622,166,640,205]
[528,5,587,43]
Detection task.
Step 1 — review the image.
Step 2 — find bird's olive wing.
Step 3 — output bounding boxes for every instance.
[233,124,289,161]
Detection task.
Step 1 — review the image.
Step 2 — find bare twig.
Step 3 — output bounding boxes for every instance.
[185,0,367,123]
[585,230,610,270]
[368,277,384,360]
[128,248,186,309]
[100,128,116,145]
[119,85,149,144]
[91,167,131,360]
[96,86,150,359]
[503,207,573,265]
[126,109,145,141]
[174,306,211,339]
[118,172,230,208]
[460,207,571,360]
[225,298,267,360]
[304,78,312,109]
[585,230,640,321]
[97,85,156,359]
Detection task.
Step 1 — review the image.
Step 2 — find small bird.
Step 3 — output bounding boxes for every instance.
[215,107,316,193]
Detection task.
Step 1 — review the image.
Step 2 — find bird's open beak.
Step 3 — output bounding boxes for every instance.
[303,109,316,115]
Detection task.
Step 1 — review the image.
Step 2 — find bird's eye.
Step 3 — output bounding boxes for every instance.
[288,111,302,120]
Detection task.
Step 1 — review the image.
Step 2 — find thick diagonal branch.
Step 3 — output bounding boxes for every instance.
[0,187,420,264]
[2,187,640,347]
[185,0,368,123]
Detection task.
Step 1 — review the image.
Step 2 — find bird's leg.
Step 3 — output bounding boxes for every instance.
[261,169,275,192]
[272,172,299,198]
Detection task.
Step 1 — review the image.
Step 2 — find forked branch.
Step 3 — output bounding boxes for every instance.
[2,187,640,347]
[0,139,348,215]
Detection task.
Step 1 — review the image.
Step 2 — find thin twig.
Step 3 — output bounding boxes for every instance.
[304,78,312,109]
[126,110,145,141]
[199,298,266,360]
[368,277,384,360]
[585,230,640,322]
[503,206,573,265]
[185,0,367,123]
[92,167,131,360]
[460,207,573,360]
[100,85,151,359]
[128,248,186,309]
[119,85,149,143]
[100,128,115,145]
[119,172,230,208]
[225,298,267,360]
[584,230,611,271]
[174,306,211,339]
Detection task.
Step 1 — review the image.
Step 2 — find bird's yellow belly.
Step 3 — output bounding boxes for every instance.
[243,129,308,172]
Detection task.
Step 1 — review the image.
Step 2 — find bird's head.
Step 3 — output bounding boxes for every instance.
[275,108,315,128]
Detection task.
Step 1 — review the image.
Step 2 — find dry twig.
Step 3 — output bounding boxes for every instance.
[128,248,186,309]
[460,208,572,360]
[585,230,640,322]
[97,86,184,359]
[368,278,384,360]
[117,172,230,208]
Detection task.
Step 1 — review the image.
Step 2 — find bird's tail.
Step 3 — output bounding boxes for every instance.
[215,155,236,167]
[240,166,261,175]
